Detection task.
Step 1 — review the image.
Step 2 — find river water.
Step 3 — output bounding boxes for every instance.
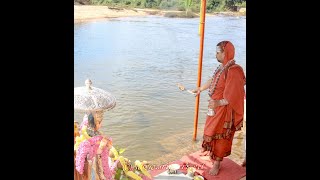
[74,15,246,165]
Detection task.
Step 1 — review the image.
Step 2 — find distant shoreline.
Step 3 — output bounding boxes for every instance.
[74,5,246,23]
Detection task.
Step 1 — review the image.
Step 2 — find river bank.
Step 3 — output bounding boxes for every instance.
[74,5,246,23]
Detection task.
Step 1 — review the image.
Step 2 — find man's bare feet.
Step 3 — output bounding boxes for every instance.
[200,147,206,153]
[209,161,221,176]
[199,151,210,156]
[199,148,210,156]
[200,156,211,161]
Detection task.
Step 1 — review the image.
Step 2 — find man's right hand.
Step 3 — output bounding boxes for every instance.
[191,87,201,97]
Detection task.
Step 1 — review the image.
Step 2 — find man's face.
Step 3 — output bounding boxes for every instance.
[216,46,225,63]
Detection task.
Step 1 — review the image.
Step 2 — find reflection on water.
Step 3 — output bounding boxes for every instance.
[74,15,246,165]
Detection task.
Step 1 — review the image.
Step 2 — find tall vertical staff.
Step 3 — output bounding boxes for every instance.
[193,0,207,141]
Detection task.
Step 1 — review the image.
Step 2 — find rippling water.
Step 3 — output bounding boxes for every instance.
[74,15,246,165]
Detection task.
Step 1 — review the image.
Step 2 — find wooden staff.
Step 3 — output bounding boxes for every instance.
[193,0,207,141]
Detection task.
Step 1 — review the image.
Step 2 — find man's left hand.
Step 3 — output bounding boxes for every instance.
[208,99,220,109]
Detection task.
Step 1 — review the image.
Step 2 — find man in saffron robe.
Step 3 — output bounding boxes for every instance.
[192,41,246,175]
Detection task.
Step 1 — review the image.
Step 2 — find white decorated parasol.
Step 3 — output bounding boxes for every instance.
[74,79,116,112]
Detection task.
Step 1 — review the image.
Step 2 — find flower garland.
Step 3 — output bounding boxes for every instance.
[110,146,119,160]
[75,135,113,179]
[208,60,235,97]
[79,114,89,130]
[76,135,102,174]
[110,159,119,175]
[100,147,113,180]
[118,156,143,180]
[112,155,152,180]
[135,160,151,179]
[74,115,91,150]
[74,126,91,151]
[75,114,152,179]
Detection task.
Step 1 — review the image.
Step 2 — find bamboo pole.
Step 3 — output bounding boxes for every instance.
[198,0,204,36]
[193,0,206,141]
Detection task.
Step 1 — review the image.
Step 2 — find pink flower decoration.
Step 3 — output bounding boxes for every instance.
[75,135,113,179]
[110,159,119,175]
[79,118,88,131]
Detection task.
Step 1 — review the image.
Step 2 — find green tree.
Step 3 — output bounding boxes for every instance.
[185,0,192,15]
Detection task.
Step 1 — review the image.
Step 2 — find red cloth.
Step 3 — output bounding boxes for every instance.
[150,151,246,180]
[180,151,246,180]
